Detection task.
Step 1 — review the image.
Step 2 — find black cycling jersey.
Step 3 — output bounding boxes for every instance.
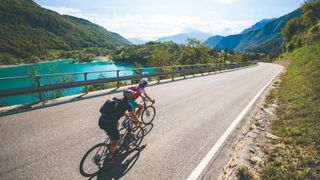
[101,98,133,124]
[114,98,132,120]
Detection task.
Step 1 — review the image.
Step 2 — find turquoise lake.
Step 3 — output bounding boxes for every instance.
[0,59,154,106]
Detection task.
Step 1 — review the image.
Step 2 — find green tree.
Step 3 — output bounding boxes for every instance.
[149,47,171,67]
[303,0,320,26]
[132,62,143,84]
[282,0,320,51]
[222,50,229,61]
[179,45,194,65]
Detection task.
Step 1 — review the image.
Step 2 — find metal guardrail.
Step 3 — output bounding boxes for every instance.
[0,61,257,99]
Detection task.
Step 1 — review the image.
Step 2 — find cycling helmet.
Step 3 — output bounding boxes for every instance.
[123,89,135,99]
[139,79,148,87]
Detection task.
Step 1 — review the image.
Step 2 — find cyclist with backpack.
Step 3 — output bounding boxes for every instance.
[128,79,154,115]
[98,89,142,159]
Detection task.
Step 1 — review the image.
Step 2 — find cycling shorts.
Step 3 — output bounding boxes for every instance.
[129,100,138,109]
[98,115,120,141]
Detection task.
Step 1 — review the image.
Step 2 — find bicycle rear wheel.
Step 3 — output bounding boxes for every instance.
[141,106,156,124]
[79,143,109,177]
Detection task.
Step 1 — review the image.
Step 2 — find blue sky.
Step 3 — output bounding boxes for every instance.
[34,0,304,40]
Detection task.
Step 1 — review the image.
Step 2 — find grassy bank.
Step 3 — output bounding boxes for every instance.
[261,42,320,179]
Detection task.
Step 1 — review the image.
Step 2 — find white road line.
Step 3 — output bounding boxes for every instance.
[187,65,283,180]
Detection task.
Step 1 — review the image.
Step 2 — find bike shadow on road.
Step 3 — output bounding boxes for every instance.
[92,145,146,180]
[142,123,153,137]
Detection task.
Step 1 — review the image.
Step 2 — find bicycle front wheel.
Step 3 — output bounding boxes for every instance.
[79,143,109,177]
[141,106,156,124]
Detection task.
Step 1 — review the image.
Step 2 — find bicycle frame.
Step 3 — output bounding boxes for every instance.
[137,96,155,117]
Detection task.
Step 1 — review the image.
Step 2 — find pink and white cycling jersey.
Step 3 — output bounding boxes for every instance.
[129,85,145,99]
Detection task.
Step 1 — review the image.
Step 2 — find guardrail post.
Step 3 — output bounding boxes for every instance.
[192,66,195,77]
[157,68,161,83]
[116,70,120,88]
[84,72,88,94]
[35,75,43,101]
[171,67,174,81]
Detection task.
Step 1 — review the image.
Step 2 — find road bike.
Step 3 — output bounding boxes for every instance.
[136,96,156,124]
[79,118,145,177]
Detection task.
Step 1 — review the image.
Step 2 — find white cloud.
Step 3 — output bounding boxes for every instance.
[215,0,238,5]
[42,6,253,41]
[89,14,253,40]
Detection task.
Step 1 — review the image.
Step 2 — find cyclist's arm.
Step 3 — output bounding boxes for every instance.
[128,111,142,125]
[143,92,153,102]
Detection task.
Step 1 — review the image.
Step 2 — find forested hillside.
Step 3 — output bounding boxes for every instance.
[282,0,320,51]
[235,9,301,56]
[0,0,130,64]
[205,9,301,57]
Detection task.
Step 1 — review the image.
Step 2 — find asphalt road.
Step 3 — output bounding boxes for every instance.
[0,63,282,180]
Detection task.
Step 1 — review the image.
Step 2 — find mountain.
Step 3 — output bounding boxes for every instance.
[204,19,275,50]
[240,18,275,34]
[204,35,224,48]
[215,34,242,50]
[211,9,301,56]
[128,38,148,45]
[157,31,213,44]
[0,0,131,61]
[63,15,131,45]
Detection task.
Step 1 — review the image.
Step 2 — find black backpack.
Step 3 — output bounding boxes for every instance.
[99,97,122,115]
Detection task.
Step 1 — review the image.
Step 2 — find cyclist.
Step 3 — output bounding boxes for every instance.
[98,89,142,159]
[128,79,154,115]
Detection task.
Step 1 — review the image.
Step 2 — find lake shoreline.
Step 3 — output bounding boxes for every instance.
[0,59,147,106]
[0,56,134,68]
[0,59,72,69]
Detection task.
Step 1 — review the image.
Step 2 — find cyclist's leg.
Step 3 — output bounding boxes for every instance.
[105,123,120,154]
[99,116,120,154]
[109,140,119,154]
[136,103,143,115]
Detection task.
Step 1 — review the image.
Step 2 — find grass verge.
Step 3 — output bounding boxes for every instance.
[237,166,255,180]
[261,42,320,179]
